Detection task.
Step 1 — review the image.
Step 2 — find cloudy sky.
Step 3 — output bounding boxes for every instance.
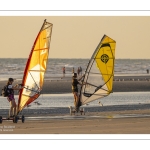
[0,16,150,59]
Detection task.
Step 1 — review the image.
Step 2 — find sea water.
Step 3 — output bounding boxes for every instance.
[0,58,150,80]
[0,92,150,109]
[0,59,150,109]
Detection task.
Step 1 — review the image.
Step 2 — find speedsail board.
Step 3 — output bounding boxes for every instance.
[17,20,53,114]
[78,35,116,107]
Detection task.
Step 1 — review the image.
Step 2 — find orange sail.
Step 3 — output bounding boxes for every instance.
[17,20,53,114]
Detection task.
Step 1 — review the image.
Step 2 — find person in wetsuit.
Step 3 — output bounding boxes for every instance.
[72,73,85,111]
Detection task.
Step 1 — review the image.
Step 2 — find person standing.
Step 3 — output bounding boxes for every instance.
[77,67,80,76]
[62,67,65,77]
[80,66,82,75]
[72,73,85,112]
[72,67,75,74]
[6,78,23,118]
[146,69,149,74]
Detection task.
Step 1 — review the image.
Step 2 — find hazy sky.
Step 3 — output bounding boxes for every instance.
[0,16,150,59]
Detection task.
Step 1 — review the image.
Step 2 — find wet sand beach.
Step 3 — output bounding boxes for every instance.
[1,104,150,134]
[1,109,150,134]
[0,75,150,94]
[0,75,150,134]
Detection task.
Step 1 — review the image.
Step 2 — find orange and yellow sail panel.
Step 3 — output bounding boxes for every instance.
[79,35,116,106]
[17,20,53,113]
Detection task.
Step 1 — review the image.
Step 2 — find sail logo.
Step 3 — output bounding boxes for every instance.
[101,54,109,64]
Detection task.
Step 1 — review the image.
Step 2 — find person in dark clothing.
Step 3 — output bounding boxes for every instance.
[6,78,23,118]
[146,69,149,74]
[72,73,85,112]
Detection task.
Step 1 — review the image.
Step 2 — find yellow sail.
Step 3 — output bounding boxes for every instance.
[95,36,116,93]
[17,20,53,113]
[78,35,116,106]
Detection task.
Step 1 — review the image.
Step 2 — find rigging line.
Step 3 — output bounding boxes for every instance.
[83,93,109,104]
[95,86,110,92]
[85,82,110,92]
[42,25,52,31]
[23,86,40,94]
[83,92,108,96]
[29,71,40,90]
[86,82,97,87]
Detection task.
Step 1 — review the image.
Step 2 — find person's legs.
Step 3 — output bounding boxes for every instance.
[73,92,76,105]
[11,100,16,116]
[9,100,13,117]
[8,95,16,116]
[73,92,79,111]
[63,71,65,77]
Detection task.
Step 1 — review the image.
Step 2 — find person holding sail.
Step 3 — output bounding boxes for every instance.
[72,73,85,112]
[6,78,23,118]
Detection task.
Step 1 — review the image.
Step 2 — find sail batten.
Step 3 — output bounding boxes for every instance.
[78,35,116,106]
[28,70,46,72]
[34,48,49,51]
[17,20,53,113]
